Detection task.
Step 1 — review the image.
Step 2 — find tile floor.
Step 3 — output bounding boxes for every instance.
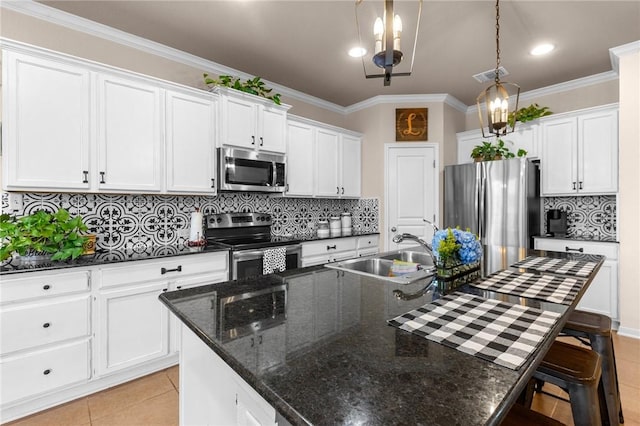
[5,333,640,426]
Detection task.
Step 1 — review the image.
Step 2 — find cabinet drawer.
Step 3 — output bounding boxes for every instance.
[100,252,228,288]
[0,270,89,304]
[302,238,357,257]
[0,340,90,404]
[534,238,618,260]
[356,235,379,250]
[1,295,90,355]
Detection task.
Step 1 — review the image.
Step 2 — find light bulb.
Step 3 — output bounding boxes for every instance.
[373,17,384,53]
[393,14,402,51]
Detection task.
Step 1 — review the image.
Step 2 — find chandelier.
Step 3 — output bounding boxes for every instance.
[476,0,520,137]
[355,0,423,86]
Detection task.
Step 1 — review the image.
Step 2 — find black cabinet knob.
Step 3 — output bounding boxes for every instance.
[43,284,51,290]
[43,369,52,375]
[43,322,51,328]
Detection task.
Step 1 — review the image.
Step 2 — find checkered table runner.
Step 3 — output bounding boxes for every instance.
[511,256,598,277]
[471,270,585,305]
[388,293,561,370]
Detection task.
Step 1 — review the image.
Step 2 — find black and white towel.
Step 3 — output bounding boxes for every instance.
[263,247,287,274]
[511,256,598,277]
[471,270,585,305]
[388,293,561,370]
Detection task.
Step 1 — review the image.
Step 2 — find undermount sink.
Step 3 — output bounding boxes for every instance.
[324,250,436,284]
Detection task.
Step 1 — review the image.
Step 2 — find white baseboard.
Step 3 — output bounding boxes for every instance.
[616,326,640,339]
[0,355,178,424]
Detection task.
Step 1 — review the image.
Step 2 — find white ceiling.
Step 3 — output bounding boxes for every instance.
[38,0,640,107]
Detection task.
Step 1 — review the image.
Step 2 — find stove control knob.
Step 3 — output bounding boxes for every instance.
[258,216,264,221]
[216,218,222,223]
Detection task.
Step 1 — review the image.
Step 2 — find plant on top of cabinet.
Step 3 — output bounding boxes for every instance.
[470,139,527,162]
[203,74,282,105]
[508,103,552,128]
[0,209,89,262]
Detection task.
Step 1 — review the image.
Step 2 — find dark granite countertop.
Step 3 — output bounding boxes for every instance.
[0,232,380,275]
[534,234,618,243]
[160,250,604,426]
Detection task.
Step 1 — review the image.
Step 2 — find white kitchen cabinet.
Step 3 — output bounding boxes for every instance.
[301,237,358,266]
[533,237,619,323]
[356,235,380,257]
[285,119,315,196]
[96,73,163,192]
[165,90,217,193]
[315,129,362,198]
[541,105,618,196]
[2,50,91,191]
[340,134,362,197]
[218,88,290,154]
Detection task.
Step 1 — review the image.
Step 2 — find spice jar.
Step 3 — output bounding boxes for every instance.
[329,216,341,237]
[317,220,330,238]
[340,212,352,229]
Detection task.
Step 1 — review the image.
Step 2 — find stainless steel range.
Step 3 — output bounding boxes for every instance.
[205,212,301,280]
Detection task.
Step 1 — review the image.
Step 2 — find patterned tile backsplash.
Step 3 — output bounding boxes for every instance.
[542,195,617,239]
[0,192,379,251]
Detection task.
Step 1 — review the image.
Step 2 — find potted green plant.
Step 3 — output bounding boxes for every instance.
[470,139,527,162]
[203,74,282,105]
[0,209,90,263]
[508,103,552,128]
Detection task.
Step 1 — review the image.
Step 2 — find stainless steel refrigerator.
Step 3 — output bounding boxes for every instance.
[444,158,541,275]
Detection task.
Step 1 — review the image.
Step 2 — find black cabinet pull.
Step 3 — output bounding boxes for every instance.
[43,322,51,328]
[43,284,51,290]
[336,187,340,194]
[177,285,182,290]
[258,335,263,344]
[82,170,89,184]
[565,246,584,253]
[162,288,168,292]
[259,137,264,146]
[579,181,583,190]
[327,245,337,250]
[251,135,255,145]
[572,182,576,190]
[43,369,52,375]
[250,337,255,347]
[99,171,106,184]
[341,187,344,195]
[211,178,215,188]
[161,265,182,275]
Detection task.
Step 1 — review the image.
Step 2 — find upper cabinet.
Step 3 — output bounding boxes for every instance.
[96,73,163,192]
[165,90,217,194]
[456,123,539,164]
[217,88,290,154]
[285,119,315,196]
[3,51,91,191]
[541,105,618,196]
[339,134,362,198]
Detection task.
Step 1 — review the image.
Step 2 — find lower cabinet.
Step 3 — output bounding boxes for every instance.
[533,237,618,322]
[301,235,379,267]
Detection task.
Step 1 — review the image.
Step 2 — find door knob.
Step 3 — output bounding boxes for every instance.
[391,227,397,232]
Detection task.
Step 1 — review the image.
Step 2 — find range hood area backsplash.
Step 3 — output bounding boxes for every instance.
[542,195,617,239]
[0,193,379,252]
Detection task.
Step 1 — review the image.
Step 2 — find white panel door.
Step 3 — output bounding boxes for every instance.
[541,117,577,196]
[221,96,256,149]
[340,134,362,198]
[3,51,90,190]
[386,145,438,251]
[286,121,315,196]
[97,74,162,192]
[259,106,287,153]
[579,109,618,194]
[165,91,216,193]
[315,128,340,197]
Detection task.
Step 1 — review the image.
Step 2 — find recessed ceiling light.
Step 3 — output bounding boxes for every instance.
[348,47,367,58]
[530,43,555,56]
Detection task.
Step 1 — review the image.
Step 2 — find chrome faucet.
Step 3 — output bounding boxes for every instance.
[392,233,432,250]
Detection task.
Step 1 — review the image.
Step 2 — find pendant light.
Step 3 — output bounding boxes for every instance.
[476,0,520,137]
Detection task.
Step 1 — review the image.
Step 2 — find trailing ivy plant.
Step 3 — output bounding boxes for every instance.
[203,73,282,105]
[0,209,89,262]
[470,139,527,161]
[508,103,552,127]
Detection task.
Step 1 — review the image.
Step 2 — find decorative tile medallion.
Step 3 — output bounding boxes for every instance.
[543,196,617,239]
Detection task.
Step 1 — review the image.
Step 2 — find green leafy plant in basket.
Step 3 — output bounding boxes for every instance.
[203,73,282,105]
[508,103,552,128]
[470,139,527,162]
[0,209,89,262]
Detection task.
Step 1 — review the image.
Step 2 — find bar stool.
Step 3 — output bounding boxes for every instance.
[562,310,624,425]
[533,340,605,426]
[501,402,565,426]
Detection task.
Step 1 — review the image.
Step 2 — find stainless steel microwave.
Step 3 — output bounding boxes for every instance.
[217,147,286,193]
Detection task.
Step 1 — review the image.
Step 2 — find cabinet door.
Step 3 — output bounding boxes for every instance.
[220,96,256,149]
[97,74,162,192]
[286,121,315,196]
[340,134,362,198]
[166,91,216,193]
[579,109,618,194]
[259,106,286,153]
[577,260,618,320]
[96,281,169,375]
[503,124,540,159]
[541,117,578,196]
[315,128,340,197]
[456,131,484,164]
[3,52,90,190]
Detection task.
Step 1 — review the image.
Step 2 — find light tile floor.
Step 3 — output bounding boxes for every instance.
[5,333,639,426]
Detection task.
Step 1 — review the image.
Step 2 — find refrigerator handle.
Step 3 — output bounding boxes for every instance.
[477,165,485,241]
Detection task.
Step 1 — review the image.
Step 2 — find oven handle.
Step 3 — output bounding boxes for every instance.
[232,244,302,262]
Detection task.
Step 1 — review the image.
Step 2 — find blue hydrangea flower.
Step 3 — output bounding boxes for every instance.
[431,228,482,265]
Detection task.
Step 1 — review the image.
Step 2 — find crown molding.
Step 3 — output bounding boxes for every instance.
[610,40,640,73]
[344,94,468,114]
[466,71,619,115]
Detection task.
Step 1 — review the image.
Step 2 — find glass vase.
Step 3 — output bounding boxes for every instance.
[435,258,481,293]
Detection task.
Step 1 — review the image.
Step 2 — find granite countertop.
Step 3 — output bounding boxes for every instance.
[160,250,604,426]
[0,231,380,275]
[534,234,618,243]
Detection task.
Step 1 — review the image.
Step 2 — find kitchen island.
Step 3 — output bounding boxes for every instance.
[159,250,604,425]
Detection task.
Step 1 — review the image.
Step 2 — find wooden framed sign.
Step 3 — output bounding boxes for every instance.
[395,108,428,141]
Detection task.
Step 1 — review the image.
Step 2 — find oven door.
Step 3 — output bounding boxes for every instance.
[218,147,286,193]
[231,245,301,280]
